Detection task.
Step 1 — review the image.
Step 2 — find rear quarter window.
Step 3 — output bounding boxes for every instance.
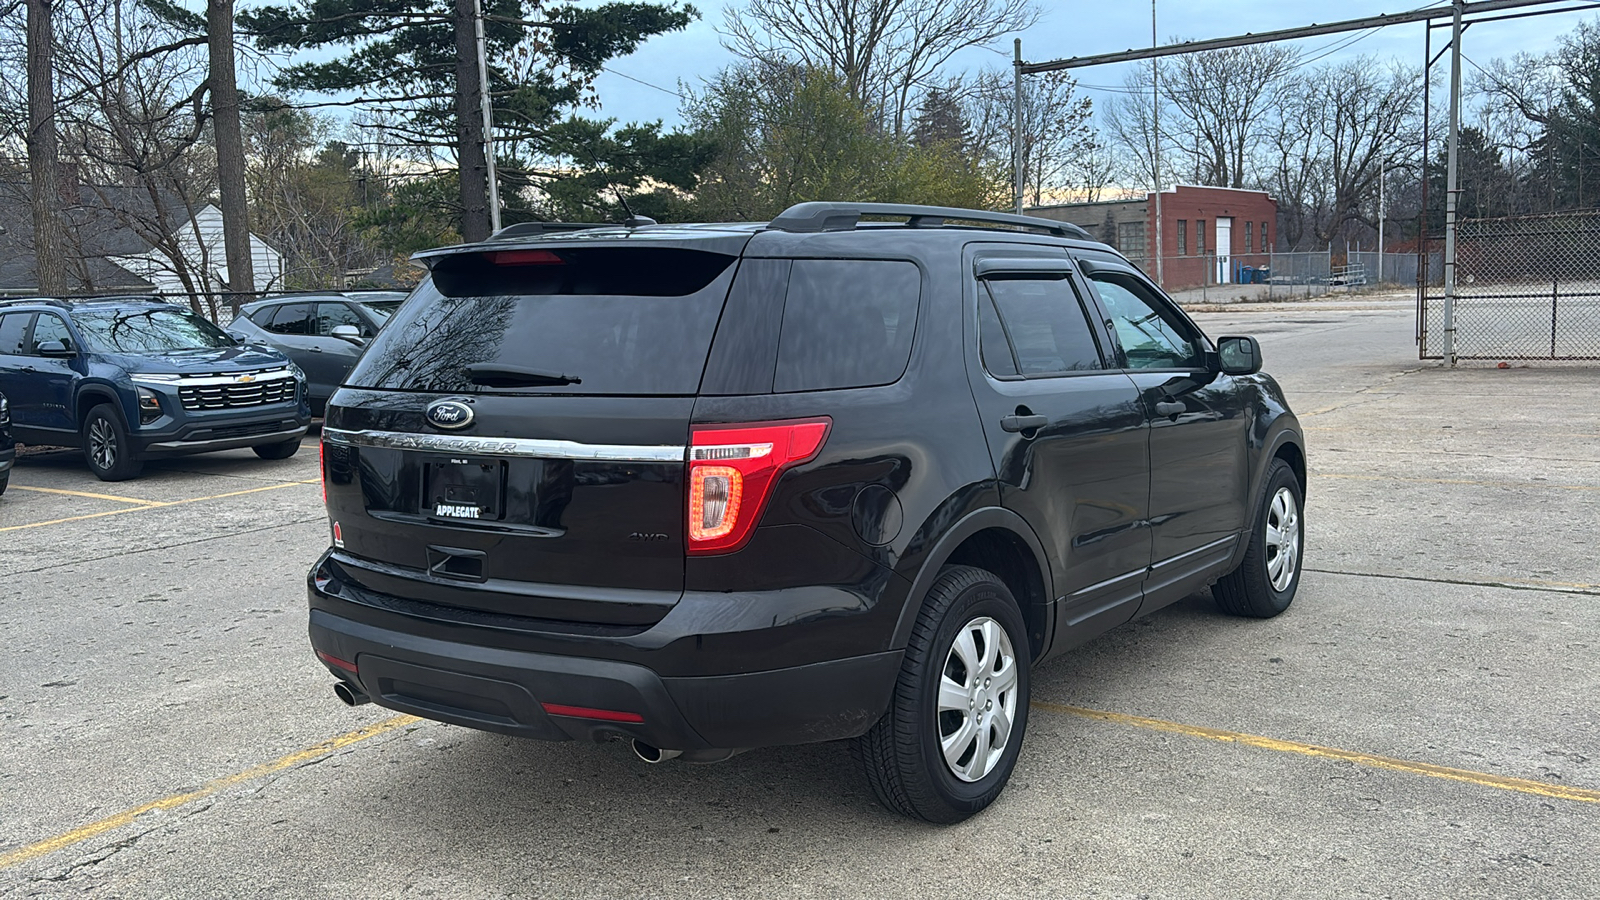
[773,259,921,393]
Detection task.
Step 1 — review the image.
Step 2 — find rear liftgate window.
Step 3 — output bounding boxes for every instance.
[345,247,738,395]
[774,260,922,393]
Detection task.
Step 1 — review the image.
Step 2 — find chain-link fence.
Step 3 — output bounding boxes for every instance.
[1420,211,1600,360]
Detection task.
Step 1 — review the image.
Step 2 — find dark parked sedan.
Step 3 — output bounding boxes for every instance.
[229,294,395,414]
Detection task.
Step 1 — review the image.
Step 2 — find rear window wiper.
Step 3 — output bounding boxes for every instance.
[463,363,582,387]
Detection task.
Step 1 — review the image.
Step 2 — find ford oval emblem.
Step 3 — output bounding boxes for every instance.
[425,399,474,430]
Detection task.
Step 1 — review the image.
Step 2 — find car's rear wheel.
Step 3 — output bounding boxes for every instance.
[1214,458,1303,618]
[853,565,1030,823]
[82,404,143,482]
[0,472,8,496]
[253,438,301,460]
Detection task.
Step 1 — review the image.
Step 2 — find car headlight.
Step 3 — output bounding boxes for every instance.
[130,373,182,385]
[136,387,163,424]
[0,395,9,426]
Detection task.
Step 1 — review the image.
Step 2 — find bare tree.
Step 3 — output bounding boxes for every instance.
[55,0,227,314]
[721,0,1038,136]
[208,0,254,303]
[1161,44,1299,189]
[963,69,1096,207]
[26,0,67,294]
[1269,58,1422,247]
[1104,66,1168,193]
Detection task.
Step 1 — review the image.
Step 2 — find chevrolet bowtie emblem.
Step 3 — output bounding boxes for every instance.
[236,373,255,384]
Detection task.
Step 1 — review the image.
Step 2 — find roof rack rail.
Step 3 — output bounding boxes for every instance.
[488,221,607,241]
[766,202,1093,240]
[0,297,70,310]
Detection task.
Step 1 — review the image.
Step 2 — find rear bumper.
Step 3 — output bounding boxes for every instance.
[0,445,13,474]
[310,606,902,751]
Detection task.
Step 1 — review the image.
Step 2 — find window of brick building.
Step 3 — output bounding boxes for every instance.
[1176,220,1188,256]
[1117,222,1148,260]
[1260,222,1269,252]
[1244,222,1253,253]
[1196,219,1206,255]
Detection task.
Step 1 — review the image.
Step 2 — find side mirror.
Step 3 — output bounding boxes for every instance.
[330,324,365,345]
[37,339,76,358]
[1217,336,1262,375]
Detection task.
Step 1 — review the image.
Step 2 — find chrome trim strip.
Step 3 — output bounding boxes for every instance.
[322,427,686,462]
[1070,568,1147,598]
[173,370,295,388]
[1148,534,1239,571]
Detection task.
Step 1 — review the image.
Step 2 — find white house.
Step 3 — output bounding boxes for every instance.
[108,204,283,294]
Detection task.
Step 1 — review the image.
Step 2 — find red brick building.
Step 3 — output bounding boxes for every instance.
[1027,185,1278,291]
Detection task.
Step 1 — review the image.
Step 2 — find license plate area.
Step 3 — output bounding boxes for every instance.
[424,457,506,521]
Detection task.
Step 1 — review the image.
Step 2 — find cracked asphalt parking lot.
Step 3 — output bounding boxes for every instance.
[2,294,1597,898]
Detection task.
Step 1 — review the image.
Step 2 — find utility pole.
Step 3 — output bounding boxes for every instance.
[474,0,501,232]
[1443,0,1464,365]
[1013,39,1024,215]
[209,0,255,307]
[25,0,66,295]
[1151,0,1165,287]
[1378,160,1385,282]
[454,0,491,241]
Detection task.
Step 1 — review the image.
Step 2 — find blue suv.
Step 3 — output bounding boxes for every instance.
[0,297,311,481]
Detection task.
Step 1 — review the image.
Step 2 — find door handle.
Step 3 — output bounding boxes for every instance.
[1000,414,1049,433]
[1154,400,1186,418]
[309,346,323,352]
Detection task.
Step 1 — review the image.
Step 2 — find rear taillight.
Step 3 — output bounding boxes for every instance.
[687,417,830,555]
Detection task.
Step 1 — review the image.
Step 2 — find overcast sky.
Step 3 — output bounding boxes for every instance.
[587,0,1600,127]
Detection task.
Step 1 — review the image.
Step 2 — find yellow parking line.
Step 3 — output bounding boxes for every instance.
[7,485,155,504]
[0,715,419,871]
[1314,472,1600,492]
[0,505,159,533]
[1033,701,1600,805]
[0,479,319,533]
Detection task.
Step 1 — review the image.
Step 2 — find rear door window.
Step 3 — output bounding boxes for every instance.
[0,313,32,355]
[773,260,921,393]
[266,303,313,336]
[979,276,1105,377]
[346,246,739,396]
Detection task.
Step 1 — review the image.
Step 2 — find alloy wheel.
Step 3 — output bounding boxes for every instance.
[89,417,118,471]
[1264,486,1300,592]
[936,616,1019,783]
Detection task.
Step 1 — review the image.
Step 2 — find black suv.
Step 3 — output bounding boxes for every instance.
[309,203,1305,822]
[0,298,312,480]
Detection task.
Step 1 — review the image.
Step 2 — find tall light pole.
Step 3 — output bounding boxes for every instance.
[1151,0,1165,287]
[1443,0,1464,364]
[1014,39,1025,215]
[474,0,502,232]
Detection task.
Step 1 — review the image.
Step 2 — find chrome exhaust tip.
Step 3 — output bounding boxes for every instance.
[631,739,682,763]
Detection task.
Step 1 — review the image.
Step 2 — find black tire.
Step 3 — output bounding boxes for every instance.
[252,438,302,460]
[1214,458,1303,618]
[852,565,1031,823]
[0,472,8,496]
[81,404,144,482]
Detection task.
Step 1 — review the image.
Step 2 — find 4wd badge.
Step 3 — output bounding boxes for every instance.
[425,399,474,430]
